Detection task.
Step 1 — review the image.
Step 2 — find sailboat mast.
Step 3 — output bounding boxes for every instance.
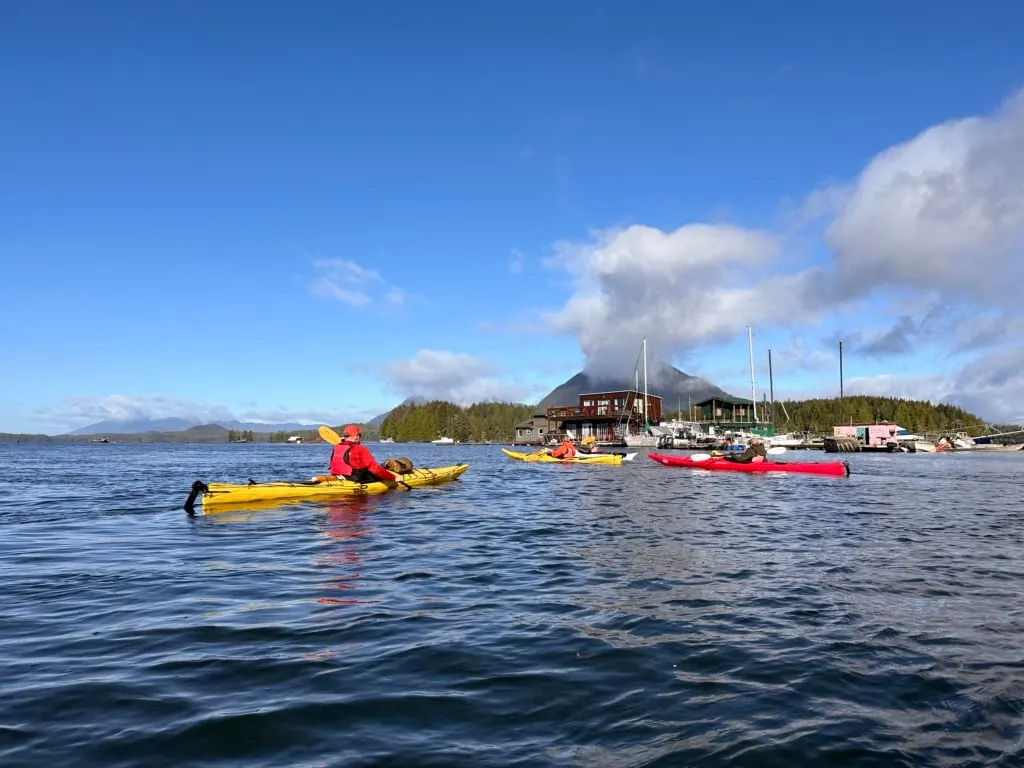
[642,337,649,428]
[768,348,775,426]
[747,326,758,423]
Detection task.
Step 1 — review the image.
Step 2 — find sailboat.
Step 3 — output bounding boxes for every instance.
[624,338,663,448]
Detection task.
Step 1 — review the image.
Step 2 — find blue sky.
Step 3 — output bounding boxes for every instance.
[3,0,1024,433]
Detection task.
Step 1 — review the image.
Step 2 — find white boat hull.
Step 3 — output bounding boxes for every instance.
[624,434,659,448]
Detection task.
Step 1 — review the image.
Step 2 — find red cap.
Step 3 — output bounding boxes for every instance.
[342,424,361,438]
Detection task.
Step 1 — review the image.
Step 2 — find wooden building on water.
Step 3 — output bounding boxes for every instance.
[513,412,551,445]
[544,390,663,445]
[691,396,776,437]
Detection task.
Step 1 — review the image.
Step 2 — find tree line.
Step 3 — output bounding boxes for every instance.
[380,400,533,442]
[765,396,986,434]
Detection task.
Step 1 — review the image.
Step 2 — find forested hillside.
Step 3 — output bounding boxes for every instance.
[380,400,534,442]
[771,396,985,434]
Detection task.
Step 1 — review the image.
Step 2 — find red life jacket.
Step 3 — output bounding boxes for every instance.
[551,440,576,458]
[329,443,354,476]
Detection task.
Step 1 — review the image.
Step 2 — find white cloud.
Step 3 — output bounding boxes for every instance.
[237,407,381,424]
[383,349,538,405]
[839,316,919,358]
[825,90,1024,304]
[32,394,377,432]
[384,287,406,309]
[765,337,837,373]
[310,259,405,310]
[540,223,828,377]
[34,394,235,426]
[947,311,1024,353]
[508,248,525,275]
[948,346,1024,424]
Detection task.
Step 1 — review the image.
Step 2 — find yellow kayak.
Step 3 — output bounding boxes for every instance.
[501,448,634,465]
[185,463,470,512]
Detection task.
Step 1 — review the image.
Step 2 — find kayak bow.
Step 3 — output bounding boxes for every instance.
[185,463,470,512]
[648,452,850,477]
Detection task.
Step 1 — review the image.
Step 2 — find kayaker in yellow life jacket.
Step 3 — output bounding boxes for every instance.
[549,438,577,459]
[725,438,768,464]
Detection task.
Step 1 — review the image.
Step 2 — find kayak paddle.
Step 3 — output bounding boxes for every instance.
[319,425,342,444]
[689,446,786,462]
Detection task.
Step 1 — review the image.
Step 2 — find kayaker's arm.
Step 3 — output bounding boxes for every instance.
[349,443,398,483]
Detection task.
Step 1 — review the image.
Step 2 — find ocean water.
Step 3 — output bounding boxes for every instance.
[1,442,1023,767]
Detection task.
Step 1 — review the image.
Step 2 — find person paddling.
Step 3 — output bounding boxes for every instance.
[548,437,577,459]
[724,437,768,464]
[329,425,399,484]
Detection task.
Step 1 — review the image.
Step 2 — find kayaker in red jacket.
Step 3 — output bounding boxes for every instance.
[329,425,398,484]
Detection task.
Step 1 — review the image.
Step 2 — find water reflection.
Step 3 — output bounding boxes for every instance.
[312,497,376,606]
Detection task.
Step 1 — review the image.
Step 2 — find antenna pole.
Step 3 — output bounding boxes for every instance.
[839,340,844,424]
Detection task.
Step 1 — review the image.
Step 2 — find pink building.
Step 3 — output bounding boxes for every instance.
[833,422,905,447]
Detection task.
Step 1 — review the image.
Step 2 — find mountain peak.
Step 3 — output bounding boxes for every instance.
[367,396,428,426]
[537,365,733,413]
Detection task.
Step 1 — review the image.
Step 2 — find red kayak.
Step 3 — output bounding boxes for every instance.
[648,452,850,477]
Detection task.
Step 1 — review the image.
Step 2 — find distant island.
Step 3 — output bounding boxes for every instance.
[0,423,338,444]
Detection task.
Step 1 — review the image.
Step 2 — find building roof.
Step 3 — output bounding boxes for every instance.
[578,390,662,400]
[694,395,754,406]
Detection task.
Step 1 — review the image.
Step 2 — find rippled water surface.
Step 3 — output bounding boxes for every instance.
[2,442,1024,766]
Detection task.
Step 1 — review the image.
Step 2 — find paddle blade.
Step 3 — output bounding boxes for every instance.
[319,425,342,445]
[767,446,786,455]
[623,452,638,462]
[689,453,712,462]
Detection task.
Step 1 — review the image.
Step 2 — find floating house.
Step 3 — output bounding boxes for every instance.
[692,396,776,437]
[545,390,662,445]
[513,412,550,445]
